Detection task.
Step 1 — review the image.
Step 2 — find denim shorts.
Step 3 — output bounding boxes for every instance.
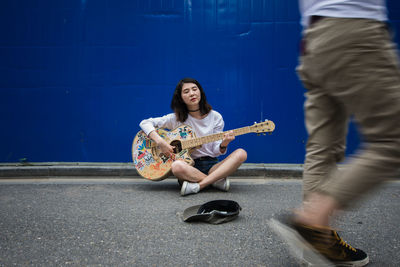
[194,157,219,174]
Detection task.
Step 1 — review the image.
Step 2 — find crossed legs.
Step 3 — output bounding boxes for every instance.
[171,148,247,190]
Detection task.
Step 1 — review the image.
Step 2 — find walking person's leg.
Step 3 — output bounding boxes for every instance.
[271,18,400,266]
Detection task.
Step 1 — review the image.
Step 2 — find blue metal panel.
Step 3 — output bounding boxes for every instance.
[0,0,399,163]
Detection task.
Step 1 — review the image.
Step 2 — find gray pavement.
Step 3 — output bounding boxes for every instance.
[1,177,399,266]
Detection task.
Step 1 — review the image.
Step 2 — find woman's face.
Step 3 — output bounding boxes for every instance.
[181,82,201,108]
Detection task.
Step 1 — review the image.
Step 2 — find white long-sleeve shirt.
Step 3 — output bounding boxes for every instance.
[299,0,388,27]
[139,110,227,159]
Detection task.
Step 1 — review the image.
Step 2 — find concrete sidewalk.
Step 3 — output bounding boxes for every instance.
[1,179,399,266]
[0,162,303,179]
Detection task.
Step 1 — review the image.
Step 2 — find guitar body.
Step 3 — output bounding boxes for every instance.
[132,125,196,181]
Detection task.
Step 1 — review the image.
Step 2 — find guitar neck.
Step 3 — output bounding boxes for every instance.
[181,126,251,149]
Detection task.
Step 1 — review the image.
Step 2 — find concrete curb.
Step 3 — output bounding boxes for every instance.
[0,162,303,179]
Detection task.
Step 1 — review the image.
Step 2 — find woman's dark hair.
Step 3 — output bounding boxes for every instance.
[171,77,212,122]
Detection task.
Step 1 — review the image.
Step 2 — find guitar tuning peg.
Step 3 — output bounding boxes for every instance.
[254,121,257,124]
[263,133,266,136]
[265,119,269,122]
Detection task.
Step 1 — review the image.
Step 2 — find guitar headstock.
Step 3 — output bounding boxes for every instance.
[249,120,275,134]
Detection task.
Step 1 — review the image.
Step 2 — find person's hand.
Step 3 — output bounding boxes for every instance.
[221,130,235,148]
[149,130,175,158]
[158,139,175,158]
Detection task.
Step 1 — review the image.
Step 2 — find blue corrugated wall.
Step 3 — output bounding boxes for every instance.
[1,0,400,163]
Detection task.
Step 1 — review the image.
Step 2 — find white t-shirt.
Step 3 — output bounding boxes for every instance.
[299,0,388,27]
[139,110,226,159]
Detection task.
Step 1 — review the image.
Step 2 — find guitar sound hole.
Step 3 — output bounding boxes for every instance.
[170,140,182,154]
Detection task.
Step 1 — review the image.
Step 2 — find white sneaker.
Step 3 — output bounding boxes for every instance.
[180,181,200,196]
[212,178,230,192]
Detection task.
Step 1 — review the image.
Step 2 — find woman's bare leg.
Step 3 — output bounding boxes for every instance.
[172,148,247,190]
[171,160,206,182]
[198,148,247,189]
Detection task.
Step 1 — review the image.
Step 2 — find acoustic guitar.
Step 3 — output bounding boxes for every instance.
[132,120,275,181]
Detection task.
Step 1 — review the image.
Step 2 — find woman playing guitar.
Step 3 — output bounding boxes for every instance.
[139,77,247,196]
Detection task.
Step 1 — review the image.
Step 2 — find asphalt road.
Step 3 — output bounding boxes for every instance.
[0,178,399,266]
